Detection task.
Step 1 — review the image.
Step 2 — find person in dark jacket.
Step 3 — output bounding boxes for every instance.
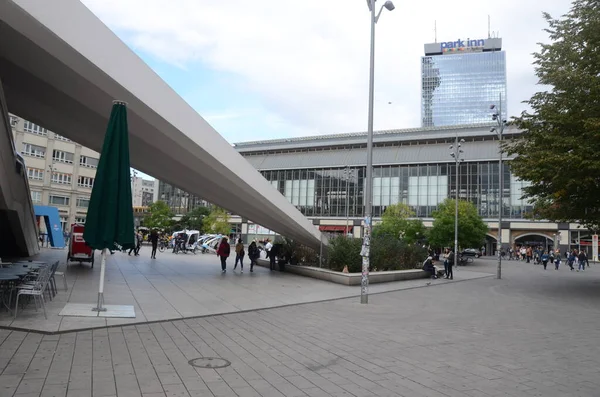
[248,241,260,273]
[446,249,455,280]
[149,229,159,259]
[422,256,437,279]
[216,237,230,273]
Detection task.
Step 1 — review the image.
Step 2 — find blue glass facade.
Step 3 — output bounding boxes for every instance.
[421,51,507,127]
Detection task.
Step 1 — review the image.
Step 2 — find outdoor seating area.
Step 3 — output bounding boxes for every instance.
[0,260,63,319]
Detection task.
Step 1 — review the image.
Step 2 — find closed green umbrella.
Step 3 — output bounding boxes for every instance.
[83,100,135,312]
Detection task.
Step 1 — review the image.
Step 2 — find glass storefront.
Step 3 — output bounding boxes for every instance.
[261,161,533,219]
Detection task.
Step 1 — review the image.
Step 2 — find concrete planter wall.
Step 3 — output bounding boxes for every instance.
[256,259,429,286]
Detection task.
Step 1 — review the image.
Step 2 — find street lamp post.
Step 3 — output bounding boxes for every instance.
[362,0,395,304]
[343,167,356,238]
[490,93,507,279]
[449,136,465,269]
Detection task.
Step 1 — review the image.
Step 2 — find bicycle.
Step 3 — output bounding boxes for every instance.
[458,255,474,266]
[158,239,168,253]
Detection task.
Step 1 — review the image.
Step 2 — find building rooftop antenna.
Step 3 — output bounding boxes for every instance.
[488,15,491,38]
[434,20,437,43]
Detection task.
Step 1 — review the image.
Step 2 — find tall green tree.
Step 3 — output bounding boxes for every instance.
[180,206,210,232]
[144,201,174,230]
[505,0,600,230]
[373,203,426,244]
[204,207,231,235]
[428,199,487,249]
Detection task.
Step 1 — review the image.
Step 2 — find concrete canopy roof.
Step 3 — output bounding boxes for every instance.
[0,0,322,248]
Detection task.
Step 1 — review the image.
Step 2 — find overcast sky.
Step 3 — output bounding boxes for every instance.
[82,0,571,144]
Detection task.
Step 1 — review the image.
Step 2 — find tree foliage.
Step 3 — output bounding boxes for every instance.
[372,203,427,244]
[428,199,487,249]
[204,207,231,235]
[144,201,174,230]
[180,206,210,232]
[504,0,600,230]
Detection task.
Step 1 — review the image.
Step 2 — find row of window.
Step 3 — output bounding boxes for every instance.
[23,121,48,135]
[261,162,534,219]
[26,167,94,188]
[21,143,98,167]
[43,194,90,208]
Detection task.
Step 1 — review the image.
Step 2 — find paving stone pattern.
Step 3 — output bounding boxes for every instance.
[1,260,600,396]
[0,248,490,333]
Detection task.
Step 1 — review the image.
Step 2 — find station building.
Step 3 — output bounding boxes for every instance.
[234,123,589,256]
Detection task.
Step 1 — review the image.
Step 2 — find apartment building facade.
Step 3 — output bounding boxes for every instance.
[10,114,99,232]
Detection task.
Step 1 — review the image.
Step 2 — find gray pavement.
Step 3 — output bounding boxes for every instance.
[1,256,600,396]
[0,247,490,333]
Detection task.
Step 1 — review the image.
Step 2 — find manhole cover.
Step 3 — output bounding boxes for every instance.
[188,357,231,369]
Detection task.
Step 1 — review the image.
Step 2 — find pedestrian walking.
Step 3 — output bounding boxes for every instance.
[217,237,230,273]
[149,229,159,259]
[541,251,549,270]
[248,240,260,273]
[568,251,576,271]
[234,238,245,272]
[128,231,138,256]
[265,239,275,270]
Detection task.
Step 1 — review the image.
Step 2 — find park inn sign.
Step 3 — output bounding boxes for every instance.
[441,38,486,49]
[440,38,487,54]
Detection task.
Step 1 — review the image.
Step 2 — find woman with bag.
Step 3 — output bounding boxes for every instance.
[217,237,230,273]
[234,238,245,273]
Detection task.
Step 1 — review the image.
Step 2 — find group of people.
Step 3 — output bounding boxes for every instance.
[216,237,276,274]
[422,248,456,280]
[538,248,590,271]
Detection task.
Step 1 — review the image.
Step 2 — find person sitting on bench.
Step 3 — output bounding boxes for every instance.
[422,256,438,279]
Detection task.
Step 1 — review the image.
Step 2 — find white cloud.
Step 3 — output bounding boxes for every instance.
[82,0,571,140]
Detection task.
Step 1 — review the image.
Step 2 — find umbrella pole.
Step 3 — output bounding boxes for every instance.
[92,248,107,312]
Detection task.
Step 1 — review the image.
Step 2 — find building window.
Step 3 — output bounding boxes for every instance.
[78,176,95,188]
[60,216,69,231]
[52,149,74,164]
[49,195,70,206]
[27,168,44,181]
[76,197,90,208]
[23,121,48,135]
[54,133,71,142]
[79,155,99,168]
[284,179,315,207]
[31,191,42,203]
[408,175,448,207]
[9,115,19,127]
[75,217,86,224]
[51,172,72,185]
[22,143,46,158]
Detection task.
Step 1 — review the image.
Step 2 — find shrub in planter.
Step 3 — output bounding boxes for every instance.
[371,236,428,271]
[326,236,362,272]
[279,237,318,266]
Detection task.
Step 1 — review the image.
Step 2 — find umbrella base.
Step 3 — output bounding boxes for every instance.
[92,292,107,312]
[60,303,136,318]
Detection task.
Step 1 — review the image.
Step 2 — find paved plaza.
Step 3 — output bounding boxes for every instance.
[1,255,599,396]
[0,247,490,333]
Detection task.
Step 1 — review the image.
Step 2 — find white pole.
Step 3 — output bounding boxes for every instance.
[93,248,107,312]
[497,93,503,279]
[346,167,350,238]
[361,0,377,305]
[454,135,459,270]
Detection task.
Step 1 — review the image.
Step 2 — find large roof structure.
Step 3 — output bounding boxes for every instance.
[0,0,322,248]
